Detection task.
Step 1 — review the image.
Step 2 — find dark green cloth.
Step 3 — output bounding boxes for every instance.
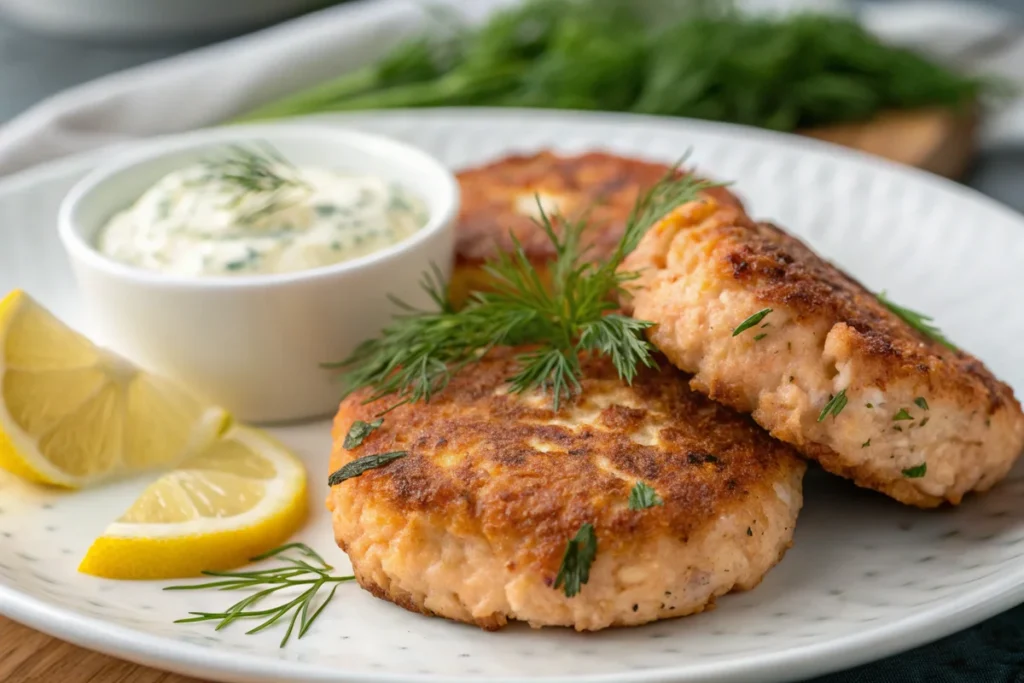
[807,603,1024,682]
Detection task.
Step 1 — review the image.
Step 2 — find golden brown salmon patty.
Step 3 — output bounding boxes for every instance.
[450,151,743,303]
[327,350,804,631]
[621,198,1024,508]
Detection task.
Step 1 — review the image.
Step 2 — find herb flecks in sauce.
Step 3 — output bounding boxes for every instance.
[97,145,428,277]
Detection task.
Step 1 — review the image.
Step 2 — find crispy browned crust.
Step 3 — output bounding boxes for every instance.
[455,151,743,266]
[328,349,802,583]
[804,441,939,508]
[690,210,1016,416]
[621,198,1024,506]
[358,573,507,631]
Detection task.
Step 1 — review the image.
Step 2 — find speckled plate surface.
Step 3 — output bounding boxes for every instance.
[2,109,1024,683]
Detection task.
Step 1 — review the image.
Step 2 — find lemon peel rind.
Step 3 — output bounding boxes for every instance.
[78,426,309,580]
[0,291,79,487]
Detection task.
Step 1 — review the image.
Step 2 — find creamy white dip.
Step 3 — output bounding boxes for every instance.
[97,152,429,277]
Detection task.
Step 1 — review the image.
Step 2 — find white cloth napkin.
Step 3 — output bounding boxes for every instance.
[0,0,1021,176]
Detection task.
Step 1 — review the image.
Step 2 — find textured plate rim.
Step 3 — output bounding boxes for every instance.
[1,107,1024,683]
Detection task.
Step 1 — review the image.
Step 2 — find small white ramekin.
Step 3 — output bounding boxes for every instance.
[58,124,459,423]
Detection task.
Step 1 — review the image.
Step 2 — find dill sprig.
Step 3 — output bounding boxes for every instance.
[327,167,715,411]
[191,143,312,224]
[877,291,957,351]
[238,2,985,133]
[166,543,354,648]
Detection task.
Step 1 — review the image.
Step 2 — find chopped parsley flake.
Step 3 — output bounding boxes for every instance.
[753,333,768,341]
[914,397,929,411]
[817,389,848,422]
[862,439,871,448]
[919,417,930,428]
[746,527,753,537]
[893,408,914,421]
[628,481,664,510]
[865,403,874,409]
[902,463,927,478]
[732,308,772,336]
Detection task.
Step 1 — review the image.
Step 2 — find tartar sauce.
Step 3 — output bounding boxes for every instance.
[97,152,429,277]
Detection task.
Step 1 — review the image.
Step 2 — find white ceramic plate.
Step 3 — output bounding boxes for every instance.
[2,109,1024,683]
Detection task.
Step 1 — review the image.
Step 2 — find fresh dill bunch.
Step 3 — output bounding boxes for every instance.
[166,543,354,648]
[238,1,985,133]
[327,167,716,411]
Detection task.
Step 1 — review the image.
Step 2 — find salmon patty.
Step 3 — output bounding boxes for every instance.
[450,151,743,304]
[621,198,1024,508]
[327,349,804,631]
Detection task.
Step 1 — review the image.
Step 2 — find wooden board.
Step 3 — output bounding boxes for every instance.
[0,106,981,683]
[802,107,979,180]
[0,617,203,683]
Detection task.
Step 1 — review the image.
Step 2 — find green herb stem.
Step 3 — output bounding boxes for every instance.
[327,170,712,411]
[236,1,987,132]
[166,543,354,648]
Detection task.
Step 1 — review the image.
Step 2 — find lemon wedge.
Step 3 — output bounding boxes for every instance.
[79,425,308,579]
[0,290,229,488]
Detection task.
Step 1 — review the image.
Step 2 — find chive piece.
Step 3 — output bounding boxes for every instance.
[877,291,956,351]
[733,308,772,336]
[753,333,768,341]
[328,451,407,486]
[817,389,848,422]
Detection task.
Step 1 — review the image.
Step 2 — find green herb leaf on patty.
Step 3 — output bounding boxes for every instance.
[328,451,408,486]
[817,389,848,422]
[902,463,927,478]
[628,481,664,510]
[343,418,384,449]
[733,308,773,336]
[555,523,598,598]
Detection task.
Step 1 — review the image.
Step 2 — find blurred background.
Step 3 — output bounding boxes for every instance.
[0,0,1021,209]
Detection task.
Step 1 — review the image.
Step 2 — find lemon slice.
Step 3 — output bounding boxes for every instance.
[79,425,308,579]
[0,290,229,488]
